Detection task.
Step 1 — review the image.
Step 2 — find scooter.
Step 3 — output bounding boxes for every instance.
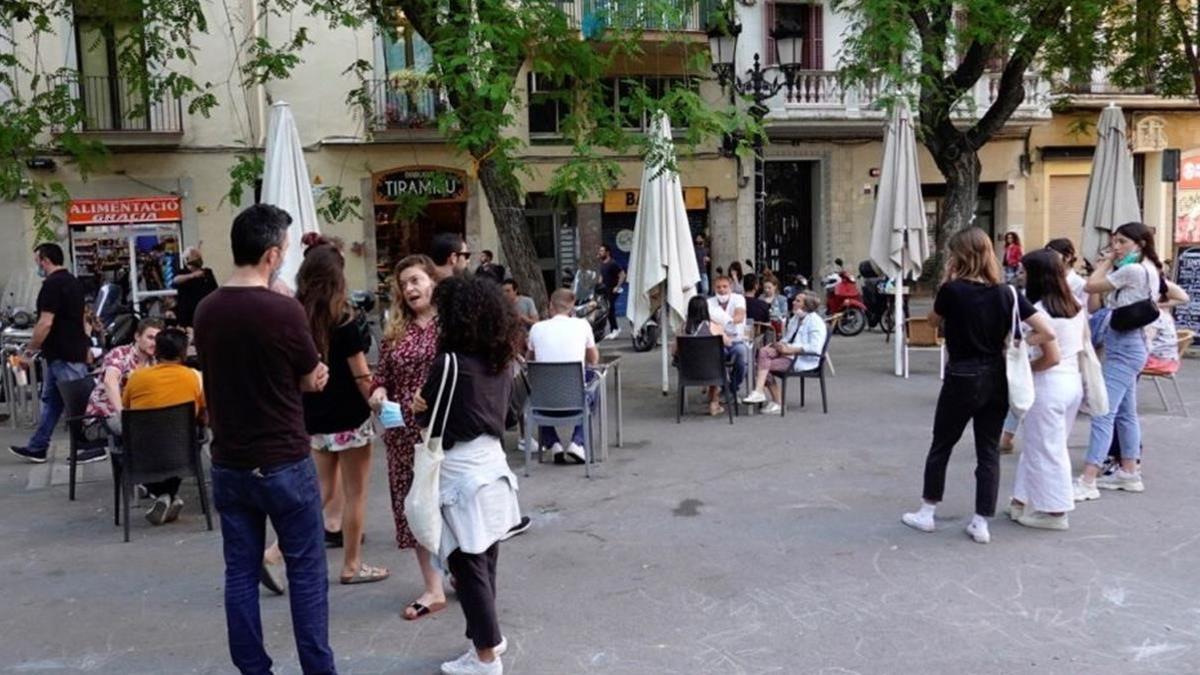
[858,260,893,334]
[571,269,610,344]
[821,268,868,336]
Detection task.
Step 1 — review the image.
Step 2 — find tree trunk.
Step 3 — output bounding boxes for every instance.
[477,157,549,310]
[930,142,982,250]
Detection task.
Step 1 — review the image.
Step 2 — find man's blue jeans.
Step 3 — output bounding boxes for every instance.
[29,360,90,451]
[540,370,599,448]
[725,342,750,396]
[211,456,335,675]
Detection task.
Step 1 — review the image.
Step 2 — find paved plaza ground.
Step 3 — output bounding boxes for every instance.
[1,330,1198,674]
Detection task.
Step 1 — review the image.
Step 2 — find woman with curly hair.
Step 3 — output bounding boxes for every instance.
[368,255,445,619]
[412,275,522,675]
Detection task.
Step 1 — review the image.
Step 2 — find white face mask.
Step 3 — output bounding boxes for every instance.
[716,293,731,304]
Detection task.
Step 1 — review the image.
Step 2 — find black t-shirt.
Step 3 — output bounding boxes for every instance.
[476,262,506,284]
[303,317,371,434]
[36,269,88,363]
[746,296,771,324]
[935,280,1036,363]
[194,287,320,469]
[174,268,218,328]
[599,260,622,290]
[417,352,513,450]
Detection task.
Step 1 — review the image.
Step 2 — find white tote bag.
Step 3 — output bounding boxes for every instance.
[1005,286,1036,417]
[404,353,457,553]
[1078,324,1110,416]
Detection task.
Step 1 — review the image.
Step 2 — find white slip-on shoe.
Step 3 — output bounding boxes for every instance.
[564,442,586,464]
[901,511,935,533]
[1096,469,1145,493]
[441,651,501,675]
[548,442,564,462]
[1017,511,1069,531]
[965,519,991,544]
[1073,478,1101,502]
[742,390,767,404]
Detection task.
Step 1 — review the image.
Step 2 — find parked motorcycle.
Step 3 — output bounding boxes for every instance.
[821,268,868,336]
[571,269,610,344]
[858,260,893,334]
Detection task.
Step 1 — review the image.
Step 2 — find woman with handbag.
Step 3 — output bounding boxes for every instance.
[1007,250,1085,530]
[368,254,446,619]
[1076,222,1162,499]
[902,228,1057,544]
[413,275,521,675]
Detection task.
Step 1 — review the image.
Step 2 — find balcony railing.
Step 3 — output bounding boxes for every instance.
[365,78,447,132]
[58,74,183,134]
[577,0,718,35]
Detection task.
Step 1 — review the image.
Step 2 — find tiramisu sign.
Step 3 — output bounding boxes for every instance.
[373,166,467,204]
[68,197,183,225]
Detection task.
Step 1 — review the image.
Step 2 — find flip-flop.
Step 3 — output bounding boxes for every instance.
[339,563,390,585]
[403,599,447,621]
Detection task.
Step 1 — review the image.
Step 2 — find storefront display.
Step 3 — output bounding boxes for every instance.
[67,197,183,313]
[372,166,467,294]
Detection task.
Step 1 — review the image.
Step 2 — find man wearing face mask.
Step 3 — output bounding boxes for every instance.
[706,276,751,400]
[10,243,92,463]
[194,204,335,674]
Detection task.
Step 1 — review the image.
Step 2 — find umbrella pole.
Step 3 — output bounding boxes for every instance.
[660,299,670,395]
[894,249,905,378]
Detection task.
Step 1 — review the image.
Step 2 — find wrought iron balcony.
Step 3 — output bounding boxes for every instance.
[58,74,184,136]
[365,78,448,133]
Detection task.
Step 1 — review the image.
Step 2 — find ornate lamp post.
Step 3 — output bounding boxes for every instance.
[708,18,804,270]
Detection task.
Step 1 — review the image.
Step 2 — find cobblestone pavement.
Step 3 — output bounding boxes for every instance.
[1,332,1198,674]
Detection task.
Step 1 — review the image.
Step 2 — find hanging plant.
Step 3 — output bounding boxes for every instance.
[315,185,363,224]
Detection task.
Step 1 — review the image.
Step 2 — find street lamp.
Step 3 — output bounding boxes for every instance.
[708,17,805,269]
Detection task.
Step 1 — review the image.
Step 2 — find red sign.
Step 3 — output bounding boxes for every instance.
[68,197,183,225]
[1181,149,1200,191]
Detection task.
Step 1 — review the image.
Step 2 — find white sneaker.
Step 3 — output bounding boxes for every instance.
[1096,469,1145,493]
[1004,502,1024,522]
[742,390,767,404]
[516,438,538,454]
[604,329,621,341]
[441,650,502,675]
[145,494,172,526]
[164,497,184,523]
[564,442,587,464]
[547,442,564,460]
[901,511,935,532]
[760,402,782,415]
[965,519,991,544]
[1017,511,1069,531]
[494,636,508,656]
[1073,478,1101,502]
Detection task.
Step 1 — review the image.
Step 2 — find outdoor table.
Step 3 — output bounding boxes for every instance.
[592,355,623,458]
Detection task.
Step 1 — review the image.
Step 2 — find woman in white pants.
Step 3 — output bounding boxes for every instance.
[1009,250,1086,530]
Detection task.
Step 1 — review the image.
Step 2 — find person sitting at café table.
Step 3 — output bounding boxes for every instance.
[742,293,827,415]
[527,288,599,464]
[121,327,206,525]
[707,275,751,399]
[84,317,164,440]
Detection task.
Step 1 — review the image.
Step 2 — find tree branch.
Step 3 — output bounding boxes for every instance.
[1167,0,1200,104]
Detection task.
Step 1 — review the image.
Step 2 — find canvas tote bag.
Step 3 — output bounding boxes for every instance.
[404,353,458,553]
[1005,286,1036,417]
[1078,320,1110,416]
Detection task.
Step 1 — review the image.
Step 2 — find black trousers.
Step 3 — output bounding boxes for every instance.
[602,288,619,331]
[921,359,1008,517]
[448,543,501,650]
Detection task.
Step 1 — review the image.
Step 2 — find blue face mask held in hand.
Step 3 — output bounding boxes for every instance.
[378,400,405,429]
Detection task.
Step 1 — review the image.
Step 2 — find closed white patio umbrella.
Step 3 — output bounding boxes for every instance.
[1080,104,1141,262]
[262,101,320,293]
[626,112,701,393]
[868,98,929,377]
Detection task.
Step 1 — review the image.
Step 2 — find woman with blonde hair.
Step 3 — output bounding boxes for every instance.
[368,254,446,618]
[902,228,1058,544]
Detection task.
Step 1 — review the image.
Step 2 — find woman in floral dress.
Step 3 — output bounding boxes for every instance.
[369,254,445,620]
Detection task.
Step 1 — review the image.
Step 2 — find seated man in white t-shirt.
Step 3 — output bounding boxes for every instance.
[706,276,751,396]
[527,288,599,464]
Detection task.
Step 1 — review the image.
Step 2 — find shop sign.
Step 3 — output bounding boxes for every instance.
[603,187,708,213]
[373,166,467,204]
[1177,148,1200,246]
[68,197,182,225]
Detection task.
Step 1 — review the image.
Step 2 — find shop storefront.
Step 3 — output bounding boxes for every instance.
[372,166,467,294]
[600,186,708,267]
[67,196,184,310]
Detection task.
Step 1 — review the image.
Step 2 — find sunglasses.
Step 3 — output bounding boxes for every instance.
[456,250,472,259]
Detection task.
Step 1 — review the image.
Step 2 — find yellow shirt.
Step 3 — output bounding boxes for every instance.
[122,363,206,414]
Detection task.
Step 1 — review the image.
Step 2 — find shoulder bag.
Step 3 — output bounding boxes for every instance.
[1005,286,1036,417]
[1109,263,1159,331]
[404,353,457,553]
[1078,318,1109,416]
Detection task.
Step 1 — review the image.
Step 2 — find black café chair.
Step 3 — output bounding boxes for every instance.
[772,324,834,415]
[119,402,212,542]
[675,335,735,425]
[56,376,112,501]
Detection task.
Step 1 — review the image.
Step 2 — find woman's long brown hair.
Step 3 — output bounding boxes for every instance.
[383,254,437,345]
[1022,249,1080,319]
[945,227,1002,285]
[296,245,348,359]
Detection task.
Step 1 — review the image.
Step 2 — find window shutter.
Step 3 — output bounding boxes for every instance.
[764,1,777,66]
[809,4,824,70]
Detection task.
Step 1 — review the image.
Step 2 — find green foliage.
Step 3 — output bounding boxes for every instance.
[1090,1,1197,100]
[222,154,265,208]
[315,185,363,224]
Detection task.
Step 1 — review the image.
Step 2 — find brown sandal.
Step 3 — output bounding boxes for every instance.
[339,563,390,585]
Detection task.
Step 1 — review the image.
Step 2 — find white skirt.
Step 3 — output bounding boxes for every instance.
[1013,370,1083,513]
[436,435,521,566]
